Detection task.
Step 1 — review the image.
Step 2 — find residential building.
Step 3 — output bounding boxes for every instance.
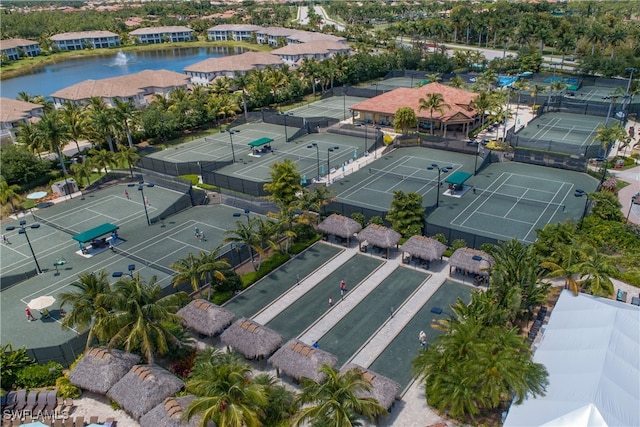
[349,83,479,135]
[50,31,120,51]
[255,27,298,47]
[0,97,44,145]
[184,52,283,86]
[0,39,41,60]
[50,70,190,109]
[207,24,262,42]
[129,26,194,44]
[271,40,350,67]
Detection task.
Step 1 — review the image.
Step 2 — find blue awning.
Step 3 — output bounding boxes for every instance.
[445,171,473,186]
[72,223,119,243]
[248,137,273,147]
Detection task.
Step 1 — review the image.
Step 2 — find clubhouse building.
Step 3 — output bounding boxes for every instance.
[350,83,479,136]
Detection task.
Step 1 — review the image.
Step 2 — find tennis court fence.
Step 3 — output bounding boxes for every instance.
[513,147,589,172]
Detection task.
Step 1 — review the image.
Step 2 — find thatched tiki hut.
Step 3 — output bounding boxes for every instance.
[140,395,213,427]
[356,224,402,259]
[318,214,362,246]
[399,235,447,267]
[268,339,338,383]
[177,299,235,337]
[220,318,283,362]
[448,248,495,284]
[340,363,401,410]
[68,347,140,394]
[107,364,185,420]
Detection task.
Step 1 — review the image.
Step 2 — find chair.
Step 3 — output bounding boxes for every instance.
[74,416,84,427]
[89,416,99,424]
[12,390,27,411]
[33,389,49,415]
[45,390,58,412]
[53,420,63,427]
[24,391,38,412]
[2,390,17,411]
[62,418,74,427]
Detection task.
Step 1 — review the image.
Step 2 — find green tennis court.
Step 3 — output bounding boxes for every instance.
[368,280,472,388]
[266,254,383,341]
[223,244,343,318]
[517,112,605,151]
[288,96,367,120]
[359,76,420,92]
[317,267,430,364]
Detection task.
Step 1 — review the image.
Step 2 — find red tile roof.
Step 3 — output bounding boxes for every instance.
[350,83,479,122]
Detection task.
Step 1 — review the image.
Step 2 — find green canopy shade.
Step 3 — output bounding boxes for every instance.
[72,223,119,243]
[445,171,473,186]
[248,137,273,147]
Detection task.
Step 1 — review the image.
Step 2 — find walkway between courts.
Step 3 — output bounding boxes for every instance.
[348,262,450,368]
[252,246,357,324]
[297,251,409,344]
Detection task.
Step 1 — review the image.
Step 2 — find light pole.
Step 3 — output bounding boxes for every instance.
[227,129,239,163]
[357,124,368,155]
[474,142,481,175]
[374,126,381,159]
[602,95,616,126]
[502,87,512,142]
[427,163,452,207]
[547,63,557,113]
[307,143,320,181]
[625,67,637,114]
[627,194,638,221]
[233,208,250,225]
[128,264,136,278]
[327,146,339,183]
[575,189,590,230]
[343,88,346,120]
[280,112,292,142]
[6,220,42,274]
[129,181,154,226]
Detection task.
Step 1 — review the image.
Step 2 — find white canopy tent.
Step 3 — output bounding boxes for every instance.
[504,290,640,427]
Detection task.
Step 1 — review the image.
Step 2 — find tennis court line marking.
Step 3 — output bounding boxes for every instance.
[522,181,573,242]
[336,155,415,200]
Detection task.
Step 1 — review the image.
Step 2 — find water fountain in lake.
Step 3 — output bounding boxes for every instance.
[113,51,131,66]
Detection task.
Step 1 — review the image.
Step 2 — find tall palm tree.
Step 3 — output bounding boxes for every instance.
[531,84,546,108]
[186,349,268,427]
[293,364,387,426]
[88,148,115,178]
[472,92,492,128]
[97,274,188,363]
[86,97,118,152]
[15,122,44,159]
[69,157,94,187]
[233,71,251,121]
[540,243,585,295]
[418,93,450,136]
[198,248,230,299]
[59,101,87,155]
[36,110,70,181]
[224,217,265,272]
[114,145,140,178]
[170,252,204,297]
[112,99,138,148]
[577,245,618,297]
[59,271,112,350]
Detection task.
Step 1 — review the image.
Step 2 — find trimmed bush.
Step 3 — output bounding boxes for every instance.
[15,361,63,388]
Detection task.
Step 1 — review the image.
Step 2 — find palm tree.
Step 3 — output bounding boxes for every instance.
[112,99,138,148]
[59,101,87,155]
[540,243,585,295]
[15,122,44,158]
[97,274,188,363]
[233,71,251,121]
[59,271,112,350]
[472,92,492,128]
[186,349,268,427]
[113,145,140,178]
[577,245,618,297]
[224,217,265,272]
[293,364,387,426]
[36,110,70,181]
[198,248,230,299]
[69,157,94,187]
[170,252,204,297]
[0,177,22,214]
[448,76,466,89]
[531,84,546,108]
[88,148,115,177]
[86,97,118,151]
[418,93,450,136]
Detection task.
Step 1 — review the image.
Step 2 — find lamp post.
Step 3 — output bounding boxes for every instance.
[327,146,339,183]
[357,124,368,155]
[502,87,511,142]
[474,142,481,175]
[374,126,381,159]
[410,72,415,88]
[575,189,590,230]
[343,88,346,120]
[128,264,136,278]
[227,129,239,163]
[6,220,42,274]
[307,143,320,181]
[129,181,154,226]
[627,194,638,221]
[427,163,452,207]
[280,112,292,142]
[625,67,637,114]
[233,208,250,225]
[546,63,557,113]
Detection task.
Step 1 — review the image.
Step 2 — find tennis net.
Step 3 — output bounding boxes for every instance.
[31,213,76,236]
[474,188,565,210]
[114,247,176,276]
[369,168,436,185]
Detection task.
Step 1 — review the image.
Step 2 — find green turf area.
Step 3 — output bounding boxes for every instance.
[368,280,472,388]
[224,244,342,318]
[266,254,383,341]
[318,267,430,364]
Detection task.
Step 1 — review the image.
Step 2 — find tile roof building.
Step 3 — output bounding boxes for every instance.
[207,25,345,47]
[207,24,263,42]
[0,39,41,60]
[129,26,194,44]
[271,40,350,67]
[50,31,120,51]
[50,70,190,109]
[349,83,479,135]
[0,97,44,145]
[184,51,283,86]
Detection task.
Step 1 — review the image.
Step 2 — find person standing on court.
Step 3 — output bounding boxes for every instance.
[1,234,9,245]
[25,307,35,321]
[124,190,130,199]
[328,297,334,307]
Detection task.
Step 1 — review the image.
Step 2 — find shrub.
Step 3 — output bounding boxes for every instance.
[451,239,467,251]
[15,361,63,388]
[179,174,199,186]
[0,344,36,389]
[55,376,81,399]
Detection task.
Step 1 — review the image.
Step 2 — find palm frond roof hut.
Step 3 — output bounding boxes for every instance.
[139,395,214,427]
[107,364,185,420]
[340,363,401,410]
[177,299,235,337]
[356,224,401,249]
[399,235,447,261]
[448,248,495,276]
[68,347,140,394]
[318,214,362,244]
[219,318,283,360]
[268,339,337,382]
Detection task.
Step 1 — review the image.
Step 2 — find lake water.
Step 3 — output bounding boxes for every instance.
[0,46,243,99]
